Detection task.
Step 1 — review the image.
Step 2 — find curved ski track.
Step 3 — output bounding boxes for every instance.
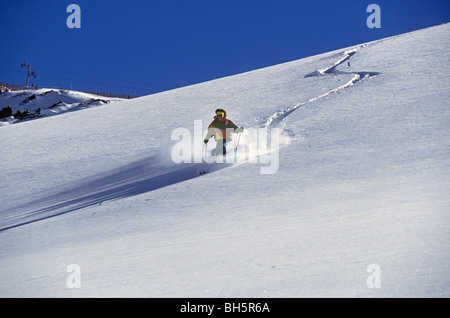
[263,46,380,128]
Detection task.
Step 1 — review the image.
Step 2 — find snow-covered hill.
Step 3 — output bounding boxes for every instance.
[0,24,449,297]
[0,88,122,126]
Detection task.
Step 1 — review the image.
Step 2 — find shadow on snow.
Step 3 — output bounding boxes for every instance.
[0,158,226,232]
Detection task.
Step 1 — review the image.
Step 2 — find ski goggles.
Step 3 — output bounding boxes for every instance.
[216,111,225,117]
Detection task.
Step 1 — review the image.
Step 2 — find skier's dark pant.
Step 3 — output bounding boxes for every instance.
[215,140,227,156]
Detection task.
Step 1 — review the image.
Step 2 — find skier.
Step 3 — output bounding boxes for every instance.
[204,108,244,156]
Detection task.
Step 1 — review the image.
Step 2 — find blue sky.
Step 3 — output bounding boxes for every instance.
[1,0,449,96]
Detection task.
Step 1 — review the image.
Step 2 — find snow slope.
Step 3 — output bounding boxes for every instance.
[0,88,122,126]
[0,24,449,297]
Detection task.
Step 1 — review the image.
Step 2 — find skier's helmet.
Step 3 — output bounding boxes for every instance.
[215,108,226,117]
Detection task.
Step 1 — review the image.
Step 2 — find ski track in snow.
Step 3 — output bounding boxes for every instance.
[263,46,380,128]
[0,47,380,232]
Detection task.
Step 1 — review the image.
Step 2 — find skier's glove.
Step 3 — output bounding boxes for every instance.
[204,139,209,144]
[235,127,244,133]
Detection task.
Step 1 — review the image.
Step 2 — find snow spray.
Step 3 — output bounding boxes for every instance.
[170,120,280,174]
